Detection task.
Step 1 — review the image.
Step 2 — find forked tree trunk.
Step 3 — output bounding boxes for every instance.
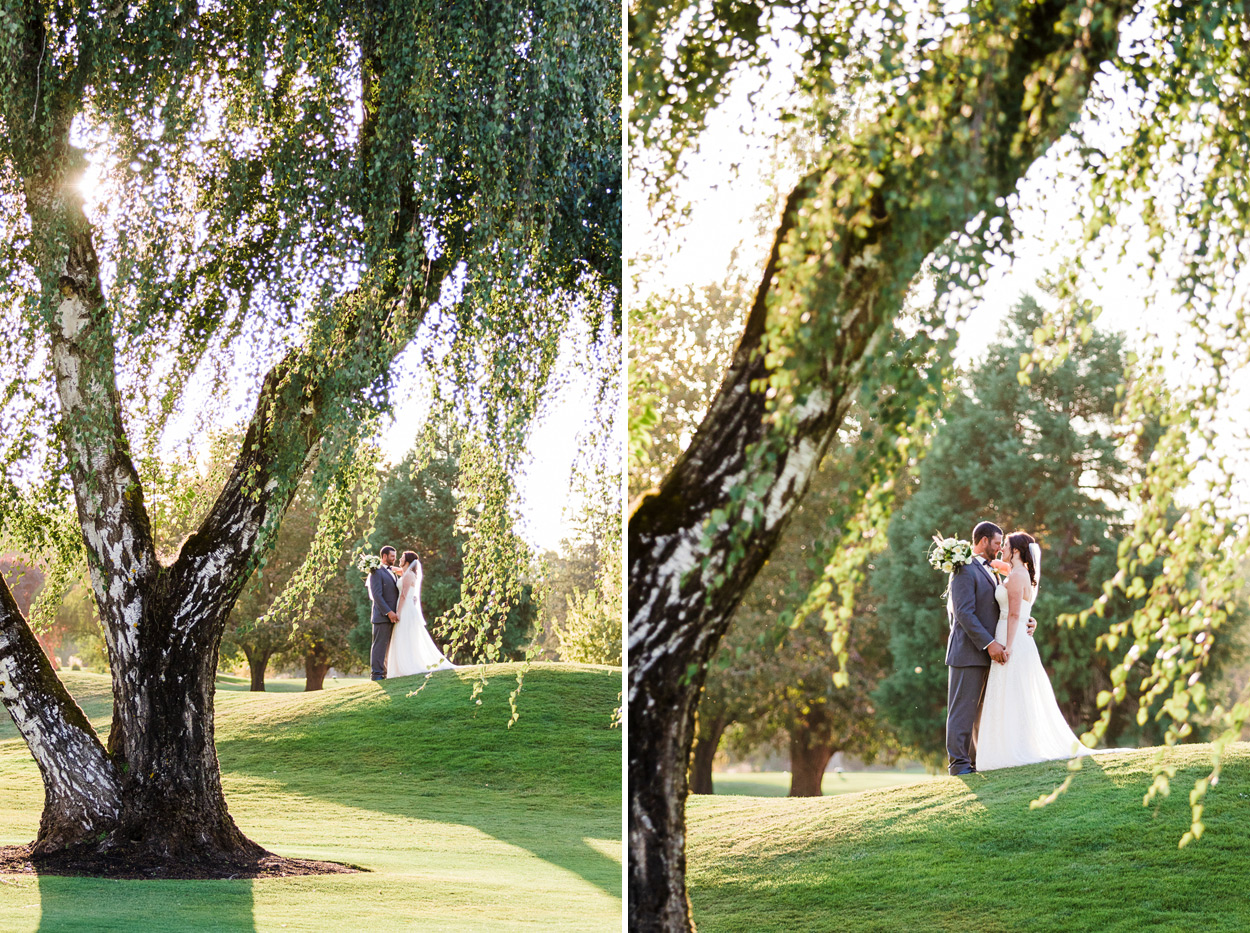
[688,712,727,796]
[1,570,261,867]
[788,718,835,798]
[304,642,331,691]
[627,4,1132,928]
[101,595,264,865]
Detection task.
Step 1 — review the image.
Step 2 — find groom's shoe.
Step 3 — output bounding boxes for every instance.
[953,768,976,776]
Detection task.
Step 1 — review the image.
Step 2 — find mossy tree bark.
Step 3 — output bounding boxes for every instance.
[627,2,1135,928]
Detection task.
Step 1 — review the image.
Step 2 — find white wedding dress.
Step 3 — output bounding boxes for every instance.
[975,551,1090,771]
[386,561,456,677]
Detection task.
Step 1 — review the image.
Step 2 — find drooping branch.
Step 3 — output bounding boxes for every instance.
[627,1,1136,928]
[0,568,121,851]
[162,20,452,632]
[168,259,448,635]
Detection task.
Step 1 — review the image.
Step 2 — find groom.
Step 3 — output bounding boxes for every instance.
[367,545,400,681]
[944,520,1035,775]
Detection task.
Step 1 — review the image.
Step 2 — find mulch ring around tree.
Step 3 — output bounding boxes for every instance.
[0,844,364,880]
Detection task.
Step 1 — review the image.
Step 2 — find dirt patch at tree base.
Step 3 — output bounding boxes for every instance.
[0,844,363,880]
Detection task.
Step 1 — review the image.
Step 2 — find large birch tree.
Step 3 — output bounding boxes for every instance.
[0,0,618,874]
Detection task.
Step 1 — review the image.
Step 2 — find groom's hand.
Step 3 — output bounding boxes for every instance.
[387,611,398,623]
[1027,617,1037,636]
[987,641,1009,664]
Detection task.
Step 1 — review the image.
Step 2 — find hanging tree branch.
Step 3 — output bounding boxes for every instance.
[168,258,451,634]
[0,0,616,873]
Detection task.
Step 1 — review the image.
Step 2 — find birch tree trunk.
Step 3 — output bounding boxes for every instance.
[628,3,1134,927]
[0,576,121,853]
[0,75,447,874]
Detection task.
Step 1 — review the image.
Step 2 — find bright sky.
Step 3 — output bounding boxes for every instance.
[375,317,613,553]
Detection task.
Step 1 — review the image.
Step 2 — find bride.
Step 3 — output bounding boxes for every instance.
[975,532,1091,771]
[386,550,457,677]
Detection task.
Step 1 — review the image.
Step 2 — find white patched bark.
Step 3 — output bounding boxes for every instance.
[0,642,122,832]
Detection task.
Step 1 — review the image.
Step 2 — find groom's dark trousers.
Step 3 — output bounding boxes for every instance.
[367,566,400,681]
[945,558,1000,775]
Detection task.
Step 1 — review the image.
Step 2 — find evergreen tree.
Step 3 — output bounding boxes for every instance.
[872,296,1164,761]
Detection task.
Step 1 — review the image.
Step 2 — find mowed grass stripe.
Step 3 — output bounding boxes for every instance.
[711,771,935,798]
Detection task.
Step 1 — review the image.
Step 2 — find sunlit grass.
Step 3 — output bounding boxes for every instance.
[0,664,622,932]
[710,770,934,798]
[687,744,1250,932]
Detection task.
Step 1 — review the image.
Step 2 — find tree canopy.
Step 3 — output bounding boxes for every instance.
[0,0,620,642]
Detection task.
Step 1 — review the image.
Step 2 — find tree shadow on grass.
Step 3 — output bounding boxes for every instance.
[950,750,1199,858]
[35,874,256,933]
[213,668,622,900]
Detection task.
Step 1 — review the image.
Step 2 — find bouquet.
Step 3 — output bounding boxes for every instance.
[354,551,382,578]
[928,535,972,574]
[930,534,1012,602]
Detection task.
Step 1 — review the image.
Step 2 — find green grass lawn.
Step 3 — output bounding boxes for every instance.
[688,744,1250,932]
[712,771,934,797]
[215,673,373,693]
[0,663,622,932]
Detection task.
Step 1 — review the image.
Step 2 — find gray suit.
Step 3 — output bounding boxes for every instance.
[367,565,399,680]
[945,557,1000,775]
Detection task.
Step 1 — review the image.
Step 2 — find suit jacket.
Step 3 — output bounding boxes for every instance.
[368,565,399,625]
[945,557,1000,667]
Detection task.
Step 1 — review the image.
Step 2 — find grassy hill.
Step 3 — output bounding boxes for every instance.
[0,663,622,933]
[687,744,1250,933]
